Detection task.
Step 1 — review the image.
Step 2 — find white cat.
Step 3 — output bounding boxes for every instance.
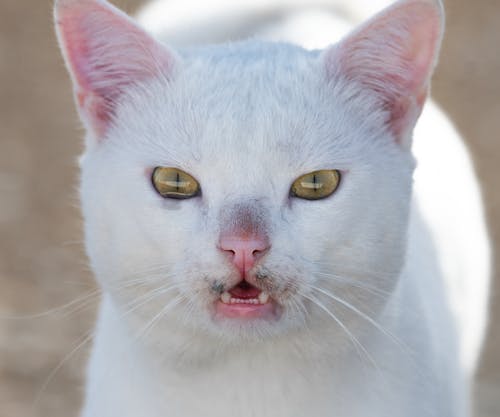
[54,0,490,416]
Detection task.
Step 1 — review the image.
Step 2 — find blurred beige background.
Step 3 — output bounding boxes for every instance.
[0,0,498,416]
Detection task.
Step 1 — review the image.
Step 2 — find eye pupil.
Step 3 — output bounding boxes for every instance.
[313,174,319,191]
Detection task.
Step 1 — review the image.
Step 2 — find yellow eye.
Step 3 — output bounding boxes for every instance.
[152,167,201,199]
[290,170,341,200]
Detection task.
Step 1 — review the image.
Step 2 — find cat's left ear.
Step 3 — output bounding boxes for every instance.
[54,0,178,142]
[323,0,444,147]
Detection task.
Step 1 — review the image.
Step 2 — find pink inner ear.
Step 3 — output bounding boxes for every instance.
[325,0,443,144]
[56,0,175,138]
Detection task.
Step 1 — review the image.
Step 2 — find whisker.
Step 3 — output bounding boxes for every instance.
[301,258,398,280]
[133,294,185,344]
[179,296,198,328]
[299,291,378,370]
[314,271,392,298]
[308,285,412,356]
[0,263,179,321]
[117,283,182,319]
[81,291,189,406]
[33,328,95,411]
[0,288,102,321]
[34,281,187,406]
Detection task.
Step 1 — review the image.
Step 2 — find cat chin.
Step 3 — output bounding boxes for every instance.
[140,307,345,368]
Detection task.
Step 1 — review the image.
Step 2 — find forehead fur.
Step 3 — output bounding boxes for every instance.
[102,40,393,176]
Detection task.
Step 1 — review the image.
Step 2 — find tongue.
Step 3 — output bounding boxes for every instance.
[229,281,261,299]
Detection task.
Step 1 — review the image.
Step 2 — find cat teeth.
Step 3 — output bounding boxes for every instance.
[219,291,271,305]
[220,291,231,304]
[258,291,270,304]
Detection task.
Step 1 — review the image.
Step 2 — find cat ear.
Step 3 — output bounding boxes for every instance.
[323,0,444,146]
[54,0,177,140]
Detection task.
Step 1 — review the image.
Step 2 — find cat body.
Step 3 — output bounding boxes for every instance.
[54,1,490,416]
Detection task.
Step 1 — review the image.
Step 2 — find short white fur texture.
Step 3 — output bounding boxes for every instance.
[54,1,490,416]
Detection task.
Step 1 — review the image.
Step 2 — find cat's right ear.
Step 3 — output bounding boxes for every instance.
[54,0,178,143]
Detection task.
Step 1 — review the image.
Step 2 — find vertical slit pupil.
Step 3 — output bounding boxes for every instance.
[176,172,180,191]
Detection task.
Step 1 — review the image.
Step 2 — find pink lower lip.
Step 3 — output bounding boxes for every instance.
[215,300,277,319]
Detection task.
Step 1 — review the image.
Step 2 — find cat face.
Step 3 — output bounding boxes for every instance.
[56,0,443,354]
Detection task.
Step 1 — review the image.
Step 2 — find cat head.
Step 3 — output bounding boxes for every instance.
[55,0,443,356]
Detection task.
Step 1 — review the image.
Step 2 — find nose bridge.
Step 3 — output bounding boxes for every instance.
[218,200,270,274]
[219,200,268,238]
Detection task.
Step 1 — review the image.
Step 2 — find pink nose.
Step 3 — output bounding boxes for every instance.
[219,235,270,275]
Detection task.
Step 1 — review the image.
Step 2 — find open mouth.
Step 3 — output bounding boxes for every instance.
[216,280,277,319]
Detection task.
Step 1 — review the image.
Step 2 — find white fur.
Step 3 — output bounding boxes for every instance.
[55,1,490,416]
